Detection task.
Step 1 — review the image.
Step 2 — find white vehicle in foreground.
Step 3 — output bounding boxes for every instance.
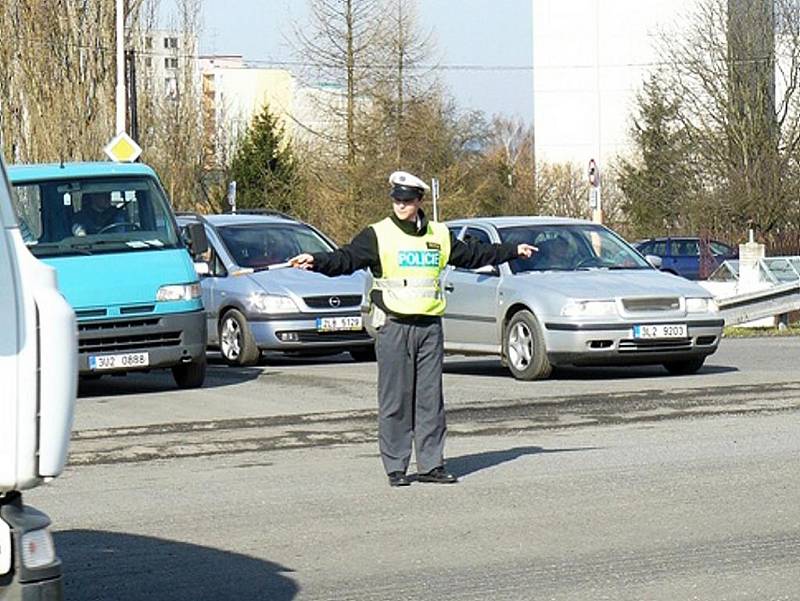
[0,154,77,598]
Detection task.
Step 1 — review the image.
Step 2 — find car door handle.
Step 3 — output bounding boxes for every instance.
[444,284,455,292]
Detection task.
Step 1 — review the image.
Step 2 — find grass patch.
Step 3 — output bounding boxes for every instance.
[723,324,800,338]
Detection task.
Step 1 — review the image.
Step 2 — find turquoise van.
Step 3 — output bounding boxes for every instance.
[7,162,209,388]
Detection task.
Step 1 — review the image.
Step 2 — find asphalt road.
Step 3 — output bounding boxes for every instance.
[26,337,800,600]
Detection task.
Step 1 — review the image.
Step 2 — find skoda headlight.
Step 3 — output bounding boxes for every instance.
[686,297,719,314]
[20,528,55,569]
[247,292,300,314]
[561,300,617,317]
[156,283,201,301]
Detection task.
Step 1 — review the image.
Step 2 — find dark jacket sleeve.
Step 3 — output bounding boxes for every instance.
[448,234,519,270]
[311,226,380,277]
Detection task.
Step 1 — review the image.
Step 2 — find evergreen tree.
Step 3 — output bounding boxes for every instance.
[618,73,697,237]
[228,106,301,214]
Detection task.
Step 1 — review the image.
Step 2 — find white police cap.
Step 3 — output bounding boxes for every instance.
[389,170,430,200]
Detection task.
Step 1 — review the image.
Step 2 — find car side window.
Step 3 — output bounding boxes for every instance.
[207,242,227,278]
[652,241,668,256]
[464,227,491,245]
[448,225,464,239]
[637,242,653,255]
[710,241,732,256]
[454,227,493,272]
[675,240,699,256]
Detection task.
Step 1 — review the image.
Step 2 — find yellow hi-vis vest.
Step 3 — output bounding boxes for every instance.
[370,217,452,316]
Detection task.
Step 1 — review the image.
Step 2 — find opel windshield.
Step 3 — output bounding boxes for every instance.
[217,223,334,270]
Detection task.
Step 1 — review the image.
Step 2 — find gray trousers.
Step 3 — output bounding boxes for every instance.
[375,316,446,474]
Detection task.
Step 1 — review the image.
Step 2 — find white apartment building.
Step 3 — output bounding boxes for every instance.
[139,29,201,100]
[532,0,695,171]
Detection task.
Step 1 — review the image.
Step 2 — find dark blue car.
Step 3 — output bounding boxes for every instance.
[634,237,738,280]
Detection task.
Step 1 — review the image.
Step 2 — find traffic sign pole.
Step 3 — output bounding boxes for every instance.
[588,158,603,224]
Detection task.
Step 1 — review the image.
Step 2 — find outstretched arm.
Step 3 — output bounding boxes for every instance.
[448,233,537,270]
[290,227,379,276]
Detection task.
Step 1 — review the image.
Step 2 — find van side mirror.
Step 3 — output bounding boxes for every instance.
[181,223,209,258]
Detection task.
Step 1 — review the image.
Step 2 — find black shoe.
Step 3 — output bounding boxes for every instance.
[417,466,458,484]
[388,471,410,487]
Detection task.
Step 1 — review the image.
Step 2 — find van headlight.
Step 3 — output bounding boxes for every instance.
[247,292,300,314]
[561,300,617,317]
[156,283,201,301]
[20,528,55,569]
[686,297,718,313]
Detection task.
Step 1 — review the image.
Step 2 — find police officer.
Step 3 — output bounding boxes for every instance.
[290,171,536,487]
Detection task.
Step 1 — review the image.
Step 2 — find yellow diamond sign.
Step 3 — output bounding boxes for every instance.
[104,132,142,163]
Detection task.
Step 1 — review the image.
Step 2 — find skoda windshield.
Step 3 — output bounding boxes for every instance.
[217,223,334,270]
[10,176,181,257]
[499,223,652,274]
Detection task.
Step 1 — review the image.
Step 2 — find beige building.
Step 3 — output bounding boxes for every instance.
[200,55,296,164]
[199,55,358,167]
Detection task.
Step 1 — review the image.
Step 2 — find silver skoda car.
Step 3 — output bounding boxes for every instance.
[443,217,724,380]
[177,213,373,366]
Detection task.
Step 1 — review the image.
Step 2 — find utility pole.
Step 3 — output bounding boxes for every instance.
[125,49,139,141]
[115,0,126,135]
[530,0,537,200]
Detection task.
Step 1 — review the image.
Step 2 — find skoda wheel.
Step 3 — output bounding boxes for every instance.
[219,309,260,366]
[663,357,705,375]
[504,310,552,380]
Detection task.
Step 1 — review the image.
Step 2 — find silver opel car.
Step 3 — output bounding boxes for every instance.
[177,213,373,366]
[443,217,724,380]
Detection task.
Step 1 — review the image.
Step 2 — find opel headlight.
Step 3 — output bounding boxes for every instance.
[561,300,617,317]
[156,283,201,301]
[21,528,55,569]
[247,292,300,314]
[686,297,718,314]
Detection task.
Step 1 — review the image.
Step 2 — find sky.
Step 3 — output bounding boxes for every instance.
[195,0,534,123]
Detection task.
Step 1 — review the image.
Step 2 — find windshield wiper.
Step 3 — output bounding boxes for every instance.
[31,242,93,256]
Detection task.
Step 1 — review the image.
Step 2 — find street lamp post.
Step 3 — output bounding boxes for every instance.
[115,0,126,135]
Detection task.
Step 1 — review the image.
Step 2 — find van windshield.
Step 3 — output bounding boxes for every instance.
[11,176,181,257]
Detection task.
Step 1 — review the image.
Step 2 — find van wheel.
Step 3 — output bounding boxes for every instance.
[663,357,705,375]
[172,356,207,389]
[349,346,376,362]
[219,309,260,366]
[503,310,552,380]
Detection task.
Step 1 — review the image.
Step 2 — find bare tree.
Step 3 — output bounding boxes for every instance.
[371,0,436,167]
[0,1,117,161]
[655,0,800,242]
[292,0,384,174]
[134,0,206,210]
